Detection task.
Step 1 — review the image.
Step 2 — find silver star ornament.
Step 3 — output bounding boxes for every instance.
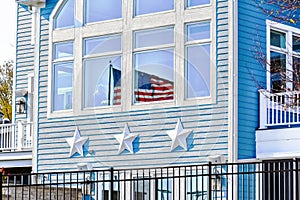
[66,127,88,157]
[115,123,138,154]
[167,119,192,151]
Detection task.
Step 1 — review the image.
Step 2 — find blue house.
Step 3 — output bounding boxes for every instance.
[10,0,300,198]
[14,0,234,172]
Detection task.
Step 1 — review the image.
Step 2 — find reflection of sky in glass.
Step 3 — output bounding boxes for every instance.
[54,42,73,60]
[134,49,174,81]
[187,0,210,7]
[135,0,174,16]
[53,62,73,111]
[135,27,174,49]
[84,56,121,108]
[270,30,286,49]
[84,35,121,55]
[186,22,210,42]
[86,0,122,23]
[54,0,74,29]
[186,44,210,98]
[293,35,300,53]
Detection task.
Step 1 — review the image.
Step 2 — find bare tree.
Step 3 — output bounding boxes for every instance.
[254,0,300,24]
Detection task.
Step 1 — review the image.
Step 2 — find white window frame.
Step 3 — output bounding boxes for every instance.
[48,0,216,118]
[266,20,300,92]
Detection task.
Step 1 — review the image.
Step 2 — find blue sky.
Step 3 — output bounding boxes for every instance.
[0,1,17,64]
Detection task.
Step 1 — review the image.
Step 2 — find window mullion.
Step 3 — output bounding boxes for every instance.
[73,28,83,113]
[286,31,293,90]
[75,0,84,26]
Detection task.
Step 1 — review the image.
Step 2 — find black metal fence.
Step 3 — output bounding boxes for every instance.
[1,159,299,200]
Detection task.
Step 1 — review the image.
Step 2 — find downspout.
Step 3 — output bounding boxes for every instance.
[31,5,42,173]
[229,0,239,199]
[228,0,238,163]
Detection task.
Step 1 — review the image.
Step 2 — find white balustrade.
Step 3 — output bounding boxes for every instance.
[259,90,300,128]
[0,121,32,151]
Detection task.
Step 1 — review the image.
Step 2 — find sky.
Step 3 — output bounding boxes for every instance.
[0,1,17,64]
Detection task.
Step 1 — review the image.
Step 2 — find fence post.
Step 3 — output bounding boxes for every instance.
[0,173,2,200]
[208,162,212,200]
[295,158,299,200]
[110,167,113,200]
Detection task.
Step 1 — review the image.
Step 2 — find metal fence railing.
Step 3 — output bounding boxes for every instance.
[1,159,299,199]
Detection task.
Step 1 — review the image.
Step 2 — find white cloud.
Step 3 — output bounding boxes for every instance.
[0,2,17,64]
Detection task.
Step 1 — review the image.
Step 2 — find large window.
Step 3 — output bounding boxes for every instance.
[53,42,74,111]
[133,27,174,103]
[54,0,74,29]
[185,22,211,98]
[134,0,174,16]
[186,0,210,7]
[50,0,215,115]
[85,0,122,24]
[83,35,122,108]
[267,21,300,93]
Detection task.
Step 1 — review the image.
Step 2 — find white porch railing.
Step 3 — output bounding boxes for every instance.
[0,121,32,151]
[259,89,300,128]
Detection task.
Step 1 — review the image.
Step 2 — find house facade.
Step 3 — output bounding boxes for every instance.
[14,0,236,173]
[10,0,300,199]
[238,1,300,160]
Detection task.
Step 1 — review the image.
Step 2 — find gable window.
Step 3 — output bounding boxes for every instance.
[185,22,211,98]
[186,0,210,7]
[49,0,215,115]
[85,0,122,24]
[133,27,174,103]
[83,35,122,108]
[54,0,75,29]
[267,21,300,93]
[134,0,174,16]
[53,42,74,111]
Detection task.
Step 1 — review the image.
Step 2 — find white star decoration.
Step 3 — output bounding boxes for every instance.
[115,123,138,154]
[167,119,193,151]
[66,127,88,157]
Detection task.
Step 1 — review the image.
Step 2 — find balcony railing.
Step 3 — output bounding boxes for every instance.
[259,89,300,128]
[0,121,32,152]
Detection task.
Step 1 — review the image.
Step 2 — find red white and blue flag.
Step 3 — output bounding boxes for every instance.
[111,69,174,104]
[134,71,174,103]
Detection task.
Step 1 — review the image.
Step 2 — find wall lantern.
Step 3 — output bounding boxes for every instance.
[16,97,26,114]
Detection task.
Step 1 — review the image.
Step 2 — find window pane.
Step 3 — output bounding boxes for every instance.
[293,56,300,90]
[186,44,210,98]
[134,27,174,49]
[134,0,174,16]
[293,35,300,53]
[85,0,122,23]
[270,51,286,92]
[186,0,210,7]
[84,56,121,107]
[53,63,73,111]
[54,0,74,29]
[54,42,73,60]
[84,35,121,55]
[271,30,286,49]
[134,49,174,103]
[186,22,210,42]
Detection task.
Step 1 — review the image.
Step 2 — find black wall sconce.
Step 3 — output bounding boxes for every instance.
[16,97,26,114]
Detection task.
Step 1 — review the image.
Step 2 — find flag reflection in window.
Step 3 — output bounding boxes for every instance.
[133,27,174,103]
[83,35,122,108]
